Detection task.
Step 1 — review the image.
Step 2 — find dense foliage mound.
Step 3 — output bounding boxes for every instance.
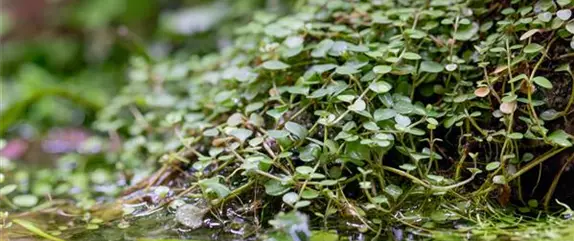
[4,0,574,240]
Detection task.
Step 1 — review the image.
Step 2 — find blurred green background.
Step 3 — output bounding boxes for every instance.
[1,0,291,136]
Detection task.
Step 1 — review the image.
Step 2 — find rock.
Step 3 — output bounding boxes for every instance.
[175,204,207,229]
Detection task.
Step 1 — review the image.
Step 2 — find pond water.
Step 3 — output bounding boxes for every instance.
[7,206,574,241]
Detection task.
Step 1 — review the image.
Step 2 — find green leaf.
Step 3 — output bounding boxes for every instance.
[493,175,506,184]
[420,61,444,73]
[261,60,290,70]
[348,99,366,112]
[311,39,334,58]
[532,76,552,89]
[265,179,290,196]
[374,108,397,121]
[268,130,290,139]
[285,121,308,140]
[486,162,501,171]
[394,114,411,127]
[311,231,339,241]
[399,164,417,171]
[523,43,543,53]
[13,219,65,241]
[0,184,17,195]
[230,128,253,142]
[13,194,38,207]
[566,21,574,34]
[335,66,359,75]
[384,184,403,200]
[296,166,314,175]
[373,65,392,74]
[199,176,231,198]
[282,192,299,205]
[403,52,421,60]
[368,81,392,93]
[548,130,572,147]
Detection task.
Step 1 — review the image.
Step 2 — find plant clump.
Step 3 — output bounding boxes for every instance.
[91,0,574,238]
[3,0,574,239]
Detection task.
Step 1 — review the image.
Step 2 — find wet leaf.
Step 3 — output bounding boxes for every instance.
[176,204,207,229]
[12,219,64,241]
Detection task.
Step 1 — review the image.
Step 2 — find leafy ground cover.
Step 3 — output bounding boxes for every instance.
[2,0,574,240]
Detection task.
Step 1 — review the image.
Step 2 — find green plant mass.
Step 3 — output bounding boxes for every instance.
[2,0,574,240]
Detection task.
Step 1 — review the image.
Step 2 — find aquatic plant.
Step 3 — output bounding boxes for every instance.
[3,0,574,240]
